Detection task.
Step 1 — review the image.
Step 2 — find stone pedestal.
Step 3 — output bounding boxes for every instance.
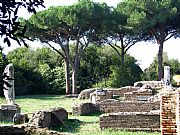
[0,105,20,122]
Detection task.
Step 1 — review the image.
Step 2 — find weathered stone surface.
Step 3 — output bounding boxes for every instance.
[78,88,96,100]
[49,108,68,127]
[99,112,160,131]
[3,63,15,105]
[90,90,113,103]
[29,108,68,128]
[134,81,163,89]
[105,86,140,97]
[0,124,70,135]
[29,110,51,128]
[0,105,21,122]
[13,113,28,125]
[97,99,160,113]
[161,91,178,135]
[72,100,159,115]
[78,86,140,100]
[0,126,25,135]
[124,88,153,101]
[73,103,97,116]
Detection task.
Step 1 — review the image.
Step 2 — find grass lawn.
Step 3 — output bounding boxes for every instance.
[0,95,160,135]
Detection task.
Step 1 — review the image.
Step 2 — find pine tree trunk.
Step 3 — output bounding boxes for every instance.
[121,46,125,67]
[158,42,164,80]
[64,59,70,95]
[72,67,77,95]
[120,37,125,68]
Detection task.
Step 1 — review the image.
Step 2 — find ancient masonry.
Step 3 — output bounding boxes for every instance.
[99,112,160,131]
[161,90,180,135]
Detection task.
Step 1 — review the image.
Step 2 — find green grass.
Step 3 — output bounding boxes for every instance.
[0,95,160,135]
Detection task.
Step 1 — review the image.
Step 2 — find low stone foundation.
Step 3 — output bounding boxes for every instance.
[106,86,140,97]
[99,112,160,131]
[78,86,140,100]
[72,100,160,115]
[124,89,152,101]
[134,81,163,89]
[73,103,97,115]
[0,105,20,122]
[97,99,160,113]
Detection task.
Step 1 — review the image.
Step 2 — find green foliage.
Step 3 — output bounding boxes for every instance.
[6,47,65,95]
[94,46,143,88]
[106,56,142,88]
[77,45,112,91]
[144,52,180,82]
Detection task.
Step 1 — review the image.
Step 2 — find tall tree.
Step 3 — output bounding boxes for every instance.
[126,0,179,80]
[97,1,144,67]
[23,0,111,94]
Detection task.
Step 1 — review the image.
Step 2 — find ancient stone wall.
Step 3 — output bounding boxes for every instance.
[107,86,140,97]
[99,112,160,131]
[78,86,140,100]
[124,89,152,101]
[78,88,96,100]
[134,81,163,89]
[72,100,159,115]
[72,103,98,116]
[97,99,160,113]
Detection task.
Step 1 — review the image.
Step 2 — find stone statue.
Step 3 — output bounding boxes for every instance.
[164,66,170,86]
[3,63,15,105]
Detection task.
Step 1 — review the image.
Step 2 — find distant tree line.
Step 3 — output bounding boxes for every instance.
[0,45,142,95]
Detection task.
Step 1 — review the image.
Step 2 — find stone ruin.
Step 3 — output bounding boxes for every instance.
[29,107,68,128]
[0,107,69,135]
[73,84,161,131]
[0,63,20,122]
[73,66,180,132]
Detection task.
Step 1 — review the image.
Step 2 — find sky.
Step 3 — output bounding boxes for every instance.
[1,0,180,70]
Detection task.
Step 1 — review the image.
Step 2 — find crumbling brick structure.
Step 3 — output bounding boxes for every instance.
[99,112,160,131]
[161,91,180,135]
[124,89,153,101]
[72,99,160,115]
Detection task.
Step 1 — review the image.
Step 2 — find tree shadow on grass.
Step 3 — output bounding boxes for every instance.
[51,113,101,134]
[51,119,83,133]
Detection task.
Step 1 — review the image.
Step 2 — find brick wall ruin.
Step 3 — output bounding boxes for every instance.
[99,112,160,131]
[107,86,140,97]
[97,99,160,113]
[73,103,97,115]
[124,89,152,101]
[72,100,159,115]
[134,81,163,89]
[161,91,179,135]
[78,86,140,100]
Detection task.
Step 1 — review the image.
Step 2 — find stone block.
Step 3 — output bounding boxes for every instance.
[49,108,68,127]
[13,113,28,124]
[0,105,20,122]
[29,107,68,128]
[29,110,52,128]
